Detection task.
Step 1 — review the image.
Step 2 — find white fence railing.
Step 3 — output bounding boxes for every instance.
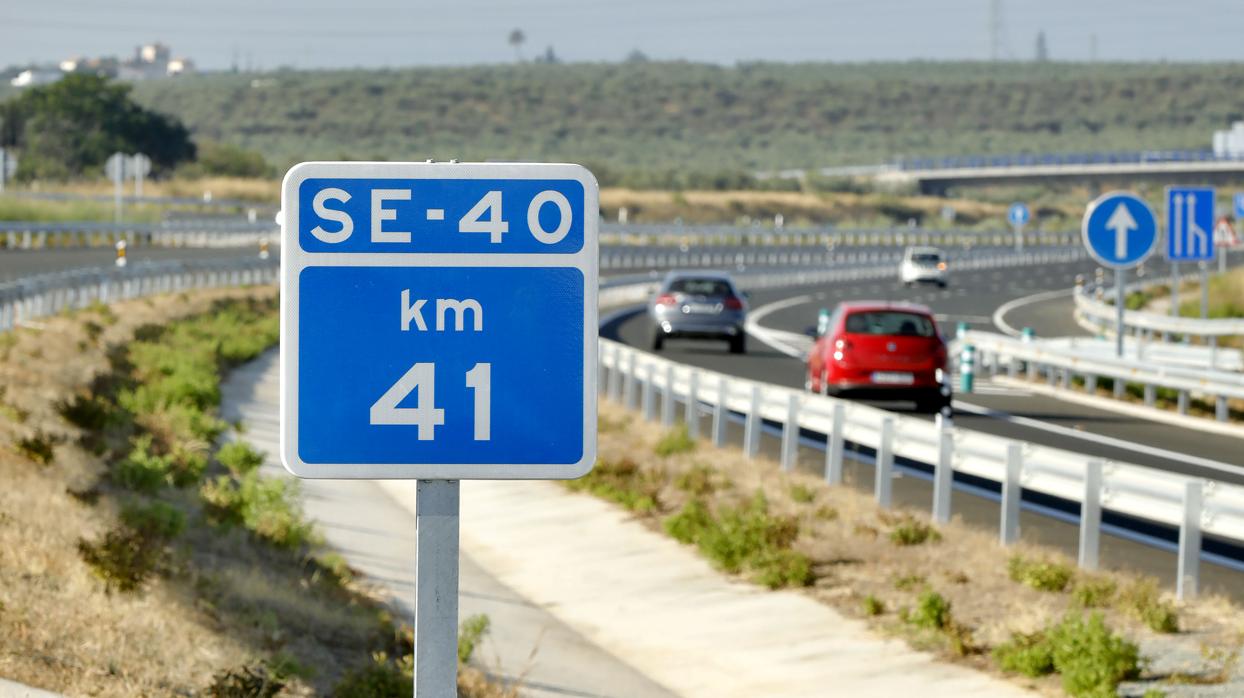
[959,330,1244,423]
[601,222,1081,249]
[598,338,1244,600]
[0,258,278,333]
[0,220,277,250]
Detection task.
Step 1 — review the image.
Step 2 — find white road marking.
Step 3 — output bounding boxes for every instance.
[952,400,1244,478]
[746,294,815,358]
[991,287,1074,336]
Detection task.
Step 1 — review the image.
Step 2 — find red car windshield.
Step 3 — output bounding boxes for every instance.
[844,311,935,338]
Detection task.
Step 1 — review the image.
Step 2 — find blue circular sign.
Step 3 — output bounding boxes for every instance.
[1008,202,1030,226]
[1081,191,1158,269]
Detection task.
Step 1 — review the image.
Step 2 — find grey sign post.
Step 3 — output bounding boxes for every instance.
[130,153,152,198]
[0,148,15,193]
[279,161,599,696]
[104,152,129,223]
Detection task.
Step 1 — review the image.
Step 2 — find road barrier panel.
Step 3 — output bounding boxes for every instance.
[1001,444,1023,545]
[1179,481,1204,601]
[933,414,954,524]
[1080,461,1103,571]
[687,371,701,439]
[875,418,895,508]
[781,394,799,472]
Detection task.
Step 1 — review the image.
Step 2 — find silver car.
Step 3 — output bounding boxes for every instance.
[649,271,748,353]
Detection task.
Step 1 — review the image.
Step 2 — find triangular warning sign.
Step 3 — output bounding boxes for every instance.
[1214,217,1239,247]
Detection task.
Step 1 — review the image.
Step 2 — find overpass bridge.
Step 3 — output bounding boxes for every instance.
[768,150,1244,194]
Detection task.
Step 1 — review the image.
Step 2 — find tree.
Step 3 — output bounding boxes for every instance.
[0,73,194,180]
[507,29,526,62]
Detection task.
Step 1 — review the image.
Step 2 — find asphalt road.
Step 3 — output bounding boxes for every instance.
[605,259,1244,483]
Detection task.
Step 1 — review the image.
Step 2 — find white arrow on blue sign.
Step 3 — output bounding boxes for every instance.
[1166,186,1215,262]
[1080,191,1158,269]
[1233,192,1244,220]
[1008,202,1030,226]
[280,161,599,480]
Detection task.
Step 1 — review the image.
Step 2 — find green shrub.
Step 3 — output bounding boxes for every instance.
[332,653,410,698]
[458,614,490,664]
[1048,613,1141,698]
[59,393,115,431]
[993,631,1056,677]
[814,505,838,521]
[663,491,813,589]
[1072,576,1117,608]
[1118,579,1179,633]
[893,573,925,591]
[201,471,313,550]
[862,595,885,616]
[654,424,695,456]
[565,458,663,513]
[674,464,716,496]
[887,515,942,546]
[789,483,815,504]
[14,432,55,465]
[206,662,285,697]
[77,501,185,592]
[217,441,265,476]
[113,435,173,493]
[907,590,953,631]
[1007,555,1074,592]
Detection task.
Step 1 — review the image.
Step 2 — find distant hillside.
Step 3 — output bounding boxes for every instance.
[129,62,1244,179]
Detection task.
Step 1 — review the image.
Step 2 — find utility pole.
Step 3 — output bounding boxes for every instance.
[1035,30,1049,62]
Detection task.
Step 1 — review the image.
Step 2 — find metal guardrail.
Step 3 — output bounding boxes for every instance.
[0,258,278,332]
[896,150,1244,172]
[601,222,1080,248]
[597,337,1242,600]
[1074,273,1244,340]
[958,330,1244,422]
[0,220,277,249]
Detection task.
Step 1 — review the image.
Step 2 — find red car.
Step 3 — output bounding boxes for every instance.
[806,301,952,414]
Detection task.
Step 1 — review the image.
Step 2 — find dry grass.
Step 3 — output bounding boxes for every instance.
[0,288,506,696]
[14,176,278,204]
[590,399,1244,694]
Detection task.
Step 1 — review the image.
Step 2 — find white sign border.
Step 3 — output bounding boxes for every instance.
[279,161,599,480]
[1080,190,1158,270]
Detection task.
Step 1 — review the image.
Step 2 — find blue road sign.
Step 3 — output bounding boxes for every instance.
[1233,192,1244,219]
[280,162,599,480]
[1008,202,1030,226]
[1080,191,1158,269]
[1166,186,1216,262]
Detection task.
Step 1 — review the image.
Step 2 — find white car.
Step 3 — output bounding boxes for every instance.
[899,246,947,287]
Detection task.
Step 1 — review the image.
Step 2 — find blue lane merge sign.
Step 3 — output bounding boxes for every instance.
[1008,202,1030,226]
[280,162,599,480]
[1166,186,1216,262]
[1235,192,1244,220]
[1080,191,1158,269]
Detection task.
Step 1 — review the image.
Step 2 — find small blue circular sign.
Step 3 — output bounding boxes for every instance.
[1008,202,1030,226]
[1081,191,1158,269]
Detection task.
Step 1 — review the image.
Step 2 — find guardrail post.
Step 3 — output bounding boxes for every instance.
[825,402,845,485]
[623,352,637,410]
[1085,374,1097,394]
[959,344,975,393]
[874,418,895,508]
[661,364,675,427]
[1216,395,1229,422]
[743,385,762,458]
[1176,390,1189,415]
[1143,384,1156,407]
[642,363,656,421]
[1177,480,1203,601]
[932,413,954,524]
[780,394,799,473]
[1113,378,1124,399]
[1078,461,1102,571]
[1000,443,1022,545]
[712,376,728,446]
[607,346,622,401]
[686,370,701,439]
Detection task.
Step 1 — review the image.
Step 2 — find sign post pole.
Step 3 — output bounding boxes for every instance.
[414,479,460,696]
[1200,262,1210,319]
[1170,262,1180,318]
[1115,268,1126,358]
[1008,202,1030,254]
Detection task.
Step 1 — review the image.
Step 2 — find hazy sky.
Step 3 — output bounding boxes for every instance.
[3,0,1243,70]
